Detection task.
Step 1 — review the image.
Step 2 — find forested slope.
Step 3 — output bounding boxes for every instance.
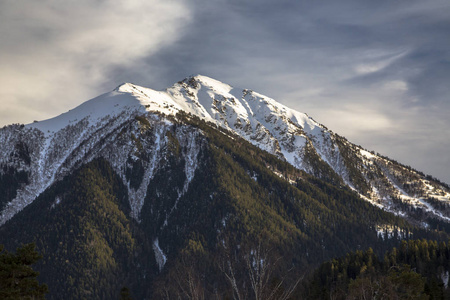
[1,116,447,299]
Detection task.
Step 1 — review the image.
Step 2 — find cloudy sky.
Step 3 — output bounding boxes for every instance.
[1,0,449,183]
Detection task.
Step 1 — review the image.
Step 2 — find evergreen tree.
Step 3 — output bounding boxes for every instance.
[119,287,132,300]
[0,243,48,299]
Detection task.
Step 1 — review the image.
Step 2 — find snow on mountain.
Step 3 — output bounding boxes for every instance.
[0,75,449,226]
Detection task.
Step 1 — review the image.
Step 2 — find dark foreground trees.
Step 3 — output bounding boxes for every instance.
[305,240,450,299]
[0,243,48,299]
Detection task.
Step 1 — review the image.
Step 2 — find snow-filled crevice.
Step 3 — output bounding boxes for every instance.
[160,128,201,228]
[152,238,167,271]
[127,123,166,221]
[441,271,449,289]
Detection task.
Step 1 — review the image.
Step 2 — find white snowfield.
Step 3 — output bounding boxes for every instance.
[0,75,449,226]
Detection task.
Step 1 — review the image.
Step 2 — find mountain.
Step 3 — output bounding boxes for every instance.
[0,75,449,298]
[1,75,449,226]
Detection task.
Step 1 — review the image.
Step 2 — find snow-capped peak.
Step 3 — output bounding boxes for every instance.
[20,75,345,177]
[114,82,138,93]
[185,74,234,94]
[1,75,449,227]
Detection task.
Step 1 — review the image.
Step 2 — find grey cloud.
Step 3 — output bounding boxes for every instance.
[0,0,191,125]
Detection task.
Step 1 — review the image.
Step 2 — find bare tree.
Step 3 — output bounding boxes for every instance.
[219,239,302,300]
[172,254,205,300]
[218,243,244,300]
[245,242,301,300]
[155,252,206,300]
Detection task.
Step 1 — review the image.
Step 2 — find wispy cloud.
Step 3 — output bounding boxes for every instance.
[354,51,408,75]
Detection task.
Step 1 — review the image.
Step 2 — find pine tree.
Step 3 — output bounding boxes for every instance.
[119,287,132,300]
[0,243,48,299]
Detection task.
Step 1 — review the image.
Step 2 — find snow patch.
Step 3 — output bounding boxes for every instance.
[152,238,167,271]
[360,149,376,159]
[376,224,410,240]
[50,196,62,209]
[441,271,449,288]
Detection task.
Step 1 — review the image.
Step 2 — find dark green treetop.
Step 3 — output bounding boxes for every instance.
[0,243,48,299]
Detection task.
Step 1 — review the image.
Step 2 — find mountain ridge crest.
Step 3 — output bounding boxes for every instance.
[0,75,449,226]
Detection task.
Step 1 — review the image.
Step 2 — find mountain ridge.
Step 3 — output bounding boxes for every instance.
[0,75,449,226]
